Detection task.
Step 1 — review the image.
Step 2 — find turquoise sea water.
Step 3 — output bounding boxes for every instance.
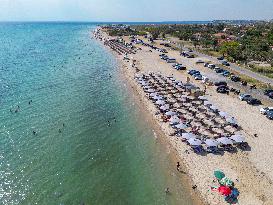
[0,23,197,205]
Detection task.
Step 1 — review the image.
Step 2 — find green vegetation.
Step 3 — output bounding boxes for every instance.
[132,22,273,78]
[104,25,146,37]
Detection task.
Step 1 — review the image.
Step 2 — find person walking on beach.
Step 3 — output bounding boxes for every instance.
[176,162,180,171]
[165,187,170,194]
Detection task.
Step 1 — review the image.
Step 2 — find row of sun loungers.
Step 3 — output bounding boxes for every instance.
[104,39,135,55]
[135,73,249,155]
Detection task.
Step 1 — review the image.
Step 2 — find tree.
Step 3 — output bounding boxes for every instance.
[219,41,240,57]
[150,30,160,40]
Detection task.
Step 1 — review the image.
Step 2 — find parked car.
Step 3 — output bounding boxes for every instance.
[264,89,273,96]
[231,75,241,82]
[247,98,261,105]
[172,63,182,68]
[196,60,204,64]
[187,55,195,58]
[260,107,273,114]
[217,56,224,60]
[175,65,186,70]
[222,61,230,66]
[204,62,209,67]
[167,58,176,63]
[217,86,229,94]
[215,68,225,73]
[161,56,168,60]
[266,111,273,120]
[214,81,227,86]
[188,70,200,75]
[222,70,230,77]
[208,64,215,69]
[194,75,203,80]
[239,93,252,101]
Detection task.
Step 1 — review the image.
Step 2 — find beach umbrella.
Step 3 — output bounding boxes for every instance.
[169,116,180,124]
[218,186,231,196]
[226,117,237,125]
[220,177,234,187]
[147,89,155,93]
[230,135,246,143]
[219,111,229,118]
[210,105,218,111]
[198,96,207,100]
[187,138,202,146]
[156,100,165,105]
[205,139,219,147]
[175,123,187,129]
[150,92,158,97]
[214,170,225,180]
[165,111,177,116]
[160,105,169,111]
[204,101,212,106]
[153,95,163,100]
[216,137,233,145]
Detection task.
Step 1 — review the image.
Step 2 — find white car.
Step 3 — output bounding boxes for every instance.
[260,107,273,114]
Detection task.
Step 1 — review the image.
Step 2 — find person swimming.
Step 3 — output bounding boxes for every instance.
[33,130,37,135]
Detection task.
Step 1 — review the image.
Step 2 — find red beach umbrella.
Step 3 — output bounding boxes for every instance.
[218,186,231,196]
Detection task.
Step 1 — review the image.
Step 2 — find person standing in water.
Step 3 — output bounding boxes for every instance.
[176,162,180,171]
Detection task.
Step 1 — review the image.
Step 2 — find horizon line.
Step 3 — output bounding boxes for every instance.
[0,19,272,24]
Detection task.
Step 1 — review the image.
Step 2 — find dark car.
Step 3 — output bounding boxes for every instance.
[247,98,262,105]
[222,71,230,77]
[204,62,209,67]
[266,111,273,120]
[264,89,273,96]
[176,65,186,70]
[187,55,195,58]
[214,81,227,86]
[215,68,225,73]
[222,61,230,66]
[188,70,200,76]
[217,86,229,94]
[231,75,241,82]
[217,56,224,60]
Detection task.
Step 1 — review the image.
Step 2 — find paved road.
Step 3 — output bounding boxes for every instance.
[187,49,273,86]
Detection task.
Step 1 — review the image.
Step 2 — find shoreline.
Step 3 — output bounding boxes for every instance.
[93,28,273,205]
[95,32,205,204]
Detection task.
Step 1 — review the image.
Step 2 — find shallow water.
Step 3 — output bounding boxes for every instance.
[0,23,197,205]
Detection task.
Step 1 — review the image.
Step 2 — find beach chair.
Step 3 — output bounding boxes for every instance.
[206,146,220,154]
[192,145,203,154]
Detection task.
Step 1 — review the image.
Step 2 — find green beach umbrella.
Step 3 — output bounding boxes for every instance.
[214,170,225,180]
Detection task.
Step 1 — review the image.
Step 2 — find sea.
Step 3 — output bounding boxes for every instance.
[0,22,197,205]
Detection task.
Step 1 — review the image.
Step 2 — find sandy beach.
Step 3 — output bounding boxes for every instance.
[94,28,273,205]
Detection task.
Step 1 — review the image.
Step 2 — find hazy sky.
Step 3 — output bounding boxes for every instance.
[0,0,273,22]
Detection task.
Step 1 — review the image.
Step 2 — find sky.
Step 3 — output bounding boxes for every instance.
[0,0,273,22]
